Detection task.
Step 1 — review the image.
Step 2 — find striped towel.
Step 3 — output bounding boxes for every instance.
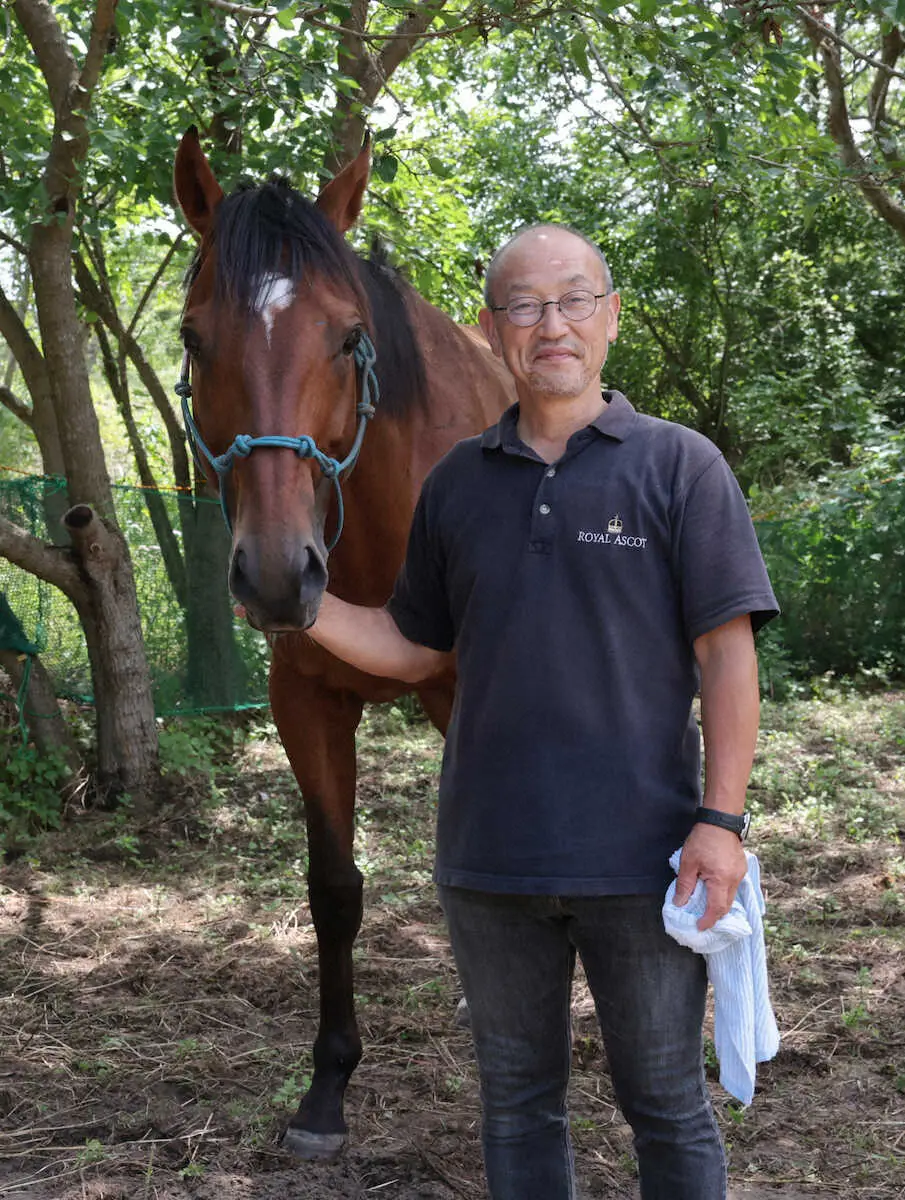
[662,848,780,1105]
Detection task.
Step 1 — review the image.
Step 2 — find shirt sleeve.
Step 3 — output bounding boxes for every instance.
[386,475,456,652]
[675,454,779,642]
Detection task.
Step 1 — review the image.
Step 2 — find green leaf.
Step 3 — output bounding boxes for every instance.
[374,153,399,182]
[427,154,452,179]
[569,32,592,80]
[373,126,397,142]
[687,31,724,46]
[258,106,275,131]
[276,7,296,29]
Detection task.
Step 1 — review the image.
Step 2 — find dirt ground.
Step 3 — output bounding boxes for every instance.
[0,695,903,1199]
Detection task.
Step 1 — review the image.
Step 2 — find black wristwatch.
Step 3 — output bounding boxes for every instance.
[694,807,750,841]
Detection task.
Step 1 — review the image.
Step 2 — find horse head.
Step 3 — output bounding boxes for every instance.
[174,128,377,632]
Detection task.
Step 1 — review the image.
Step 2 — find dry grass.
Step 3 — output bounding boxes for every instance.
[0,693,903,1198]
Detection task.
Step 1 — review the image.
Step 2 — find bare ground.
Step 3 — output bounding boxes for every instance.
[0,693,903,1199]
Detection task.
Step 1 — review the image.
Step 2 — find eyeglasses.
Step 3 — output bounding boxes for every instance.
[490,290,610,328]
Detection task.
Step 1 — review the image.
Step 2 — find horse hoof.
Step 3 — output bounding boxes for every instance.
[280,1125,347,1161]
[455,996,471,1029]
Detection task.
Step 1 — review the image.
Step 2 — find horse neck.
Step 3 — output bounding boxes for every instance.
[326,288,513,604]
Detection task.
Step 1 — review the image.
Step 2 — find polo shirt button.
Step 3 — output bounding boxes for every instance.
[545,467,556,478]
[539,503,551,515]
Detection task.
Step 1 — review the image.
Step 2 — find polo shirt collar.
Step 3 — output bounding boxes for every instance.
[481,390,637,452]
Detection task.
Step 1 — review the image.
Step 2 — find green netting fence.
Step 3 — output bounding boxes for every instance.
[0,472,271,717]
[1,464,904,722]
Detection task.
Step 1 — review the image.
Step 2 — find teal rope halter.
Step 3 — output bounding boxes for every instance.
[175,331,379,550]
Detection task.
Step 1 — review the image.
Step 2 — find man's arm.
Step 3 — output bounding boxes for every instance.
[307,592,449,684]
[674,613,760,931]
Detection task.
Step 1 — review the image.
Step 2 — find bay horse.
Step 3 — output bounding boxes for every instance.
[173,129,514,1159]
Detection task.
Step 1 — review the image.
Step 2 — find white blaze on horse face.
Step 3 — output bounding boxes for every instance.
[253,273,295,345]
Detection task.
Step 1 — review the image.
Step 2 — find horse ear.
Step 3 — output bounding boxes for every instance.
[174,127,224,238]
[316,134,371,234]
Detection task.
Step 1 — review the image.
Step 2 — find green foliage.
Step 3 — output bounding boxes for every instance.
[0,733,70,846]
[755,434,905,680]
[157,715,239,778]
[270,1069,312,1109]
[387,13,905,482]
[1,476,269,715]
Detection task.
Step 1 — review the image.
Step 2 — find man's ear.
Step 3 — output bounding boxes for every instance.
[478,307,502,358]
[606,291,622,343]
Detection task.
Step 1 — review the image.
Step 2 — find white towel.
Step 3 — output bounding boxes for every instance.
[662,848,780,1106]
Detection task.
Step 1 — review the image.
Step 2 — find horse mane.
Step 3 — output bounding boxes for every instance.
[191,176,426,418]
[359,239,427,419]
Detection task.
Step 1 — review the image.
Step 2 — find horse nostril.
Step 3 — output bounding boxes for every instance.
[229,544,253,603]
[298,543,328,605]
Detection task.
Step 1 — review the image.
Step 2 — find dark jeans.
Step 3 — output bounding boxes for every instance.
[439,887,725,1200]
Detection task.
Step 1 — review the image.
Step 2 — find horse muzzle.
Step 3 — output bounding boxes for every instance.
[229,535,327,631]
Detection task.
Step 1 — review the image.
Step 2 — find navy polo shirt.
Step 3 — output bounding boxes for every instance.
[387,393,778,895]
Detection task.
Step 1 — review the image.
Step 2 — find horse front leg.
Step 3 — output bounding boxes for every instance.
[270,662,364,1160]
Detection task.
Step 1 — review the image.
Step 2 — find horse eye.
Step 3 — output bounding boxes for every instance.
[341,328,363,357]
[181,328,201,359]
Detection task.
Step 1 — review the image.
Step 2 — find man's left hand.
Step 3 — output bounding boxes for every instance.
[674,821,747,931]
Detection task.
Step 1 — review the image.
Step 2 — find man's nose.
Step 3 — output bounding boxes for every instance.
[537,301,569,335]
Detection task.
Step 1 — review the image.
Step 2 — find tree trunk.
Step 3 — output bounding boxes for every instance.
[63,505,158,806]
[0,648,81,777]
[11,0,160,806]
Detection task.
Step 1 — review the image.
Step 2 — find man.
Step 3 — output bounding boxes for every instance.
[309,224,778,1199]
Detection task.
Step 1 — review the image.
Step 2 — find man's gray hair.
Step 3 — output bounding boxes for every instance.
[483,223,615,307]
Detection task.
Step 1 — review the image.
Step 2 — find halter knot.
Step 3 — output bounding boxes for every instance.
[317,456,340,479]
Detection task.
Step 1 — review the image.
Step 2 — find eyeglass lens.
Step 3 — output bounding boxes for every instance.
[506,291,602,327]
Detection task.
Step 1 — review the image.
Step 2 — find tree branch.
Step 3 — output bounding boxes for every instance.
[13,0,75,114]
[575,19,712,190]
[204,0,279,16]
[867,27,902,125]
[0,384,33,427]
[793,4,905,83]
[0,228,28,256]
[634,304,709,421]
[127,229,189,339]
[78,0,118,100]
[0,281,50,404]
[74,254,191,490]
[17,0,118,212]
[867,25,904,187]
[211,0,542,46]
[378,0,448,82]
[0,514,84,602]
[93,321,188,607]
[805,21,905,245]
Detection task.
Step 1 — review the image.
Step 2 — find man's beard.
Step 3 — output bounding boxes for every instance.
[526,362,595,398]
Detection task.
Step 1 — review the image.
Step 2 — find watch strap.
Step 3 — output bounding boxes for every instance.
[694,807,750,840]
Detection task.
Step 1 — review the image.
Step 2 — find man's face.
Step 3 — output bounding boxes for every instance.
[478,227,620,403]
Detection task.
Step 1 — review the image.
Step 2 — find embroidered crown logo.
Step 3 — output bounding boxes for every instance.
[607,514,623,534]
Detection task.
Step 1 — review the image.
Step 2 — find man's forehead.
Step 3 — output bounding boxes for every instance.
[495,229,604,290]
